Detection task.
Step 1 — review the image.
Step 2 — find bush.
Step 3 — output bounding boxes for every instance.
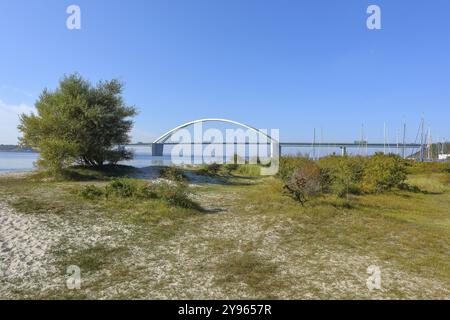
[278,155,312,181]
[79,178,197,209]
[156,182,197,209]
[105,178,138,198]
[197,163,222,176]
[159,166,187,182]
[280,154,409,199]
[222,163,239,174]
[283,160,324,205]
[318,156,365,197]
[79,185,104,199]
[135,183,159,199]
[362,153,408,193]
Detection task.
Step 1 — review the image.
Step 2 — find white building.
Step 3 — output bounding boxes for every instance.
[438,154,450,160]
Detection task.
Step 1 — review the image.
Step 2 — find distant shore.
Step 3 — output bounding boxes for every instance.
[0,171,31,178]
[0,145,35,153]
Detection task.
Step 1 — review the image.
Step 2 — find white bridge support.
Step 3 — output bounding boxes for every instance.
[151,143,164,157]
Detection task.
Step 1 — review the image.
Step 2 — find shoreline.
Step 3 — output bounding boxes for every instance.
[0,170,33,178]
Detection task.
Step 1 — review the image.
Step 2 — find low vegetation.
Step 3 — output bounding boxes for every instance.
[407,161,450,174]
[79,178,198,209]
[159,166,187,182]
[0,160,449,299]
[283,161,326,205]
[196,162,261,177]
[280,153,417,205]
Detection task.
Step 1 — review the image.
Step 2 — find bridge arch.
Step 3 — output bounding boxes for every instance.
[153,118,277,144]
[151,118,278,157]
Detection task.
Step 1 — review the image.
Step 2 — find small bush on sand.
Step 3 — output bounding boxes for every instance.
[278,156,312,181]
[79,185,104,199]
[283,160,325,206]
[197,163,222,176]
[79,178,197,209]
[159,166,187,182]
[156,182,198,209]
[362,153,408,193]
[318,156,365,197]
[135,183,159,199]
[281,154,410,200]
[105,178,137,198]
[222,163,239,174]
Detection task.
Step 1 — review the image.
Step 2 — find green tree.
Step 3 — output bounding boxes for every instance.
[18,74,137,172]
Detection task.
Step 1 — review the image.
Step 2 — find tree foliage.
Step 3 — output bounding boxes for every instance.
[18,74,137,172]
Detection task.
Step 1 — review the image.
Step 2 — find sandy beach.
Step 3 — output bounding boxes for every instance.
[1,167,449,299]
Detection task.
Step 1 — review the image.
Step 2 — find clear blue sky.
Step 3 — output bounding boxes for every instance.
[0,0,449,144]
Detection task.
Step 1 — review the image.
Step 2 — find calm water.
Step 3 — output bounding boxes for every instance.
[0,147,227,174]
[0,152,39,173]
[0,146,376,173]
[0,148,173,174]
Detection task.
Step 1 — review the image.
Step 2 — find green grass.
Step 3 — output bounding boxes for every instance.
[0,168,449,299]
[54,244,129,274]
[407,173,449,194]
[35,164,141,181]
[214,252,280,297]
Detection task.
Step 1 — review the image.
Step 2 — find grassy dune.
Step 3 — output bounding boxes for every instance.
[0,167,449,299]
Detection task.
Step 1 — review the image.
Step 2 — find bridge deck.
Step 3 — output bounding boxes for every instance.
[128,142,421,149]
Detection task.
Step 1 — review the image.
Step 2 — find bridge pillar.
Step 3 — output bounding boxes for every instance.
[151,143,164,157]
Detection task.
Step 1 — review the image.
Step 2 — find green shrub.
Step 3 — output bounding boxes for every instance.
[363,153,408,193]
[159,166,187,182]
[105,178,138,198]
[206,163,222,174]
[79,185,104,199]
[156,182,197,209]
[283,161,323,206]
[135,183,159,199]
[222,163,239,174]
[278,156,312,181]
[81,178,197,209]
[197,163,223,176]
[280,154,410,198]
[318,156,365,197]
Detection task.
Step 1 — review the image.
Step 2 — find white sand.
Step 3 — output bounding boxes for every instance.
[0,199,59,295]
[0,174,133,298]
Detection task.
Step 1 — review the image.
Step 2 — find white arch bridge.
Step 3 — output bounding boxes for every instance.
[126,118,423,159]
[150,118,279,158]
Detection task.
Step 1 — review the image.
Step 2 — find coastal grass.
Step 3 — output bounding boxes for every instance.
[0,167,449,299]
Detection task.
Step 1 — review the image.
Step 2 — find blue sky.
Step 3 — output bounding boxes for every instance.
[0,0,449,144]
